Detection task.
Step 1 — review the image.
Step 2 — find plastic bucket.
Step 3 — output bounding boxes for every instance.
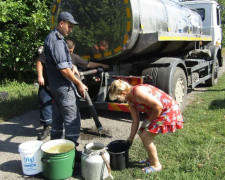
[107,140,129,170]
[18,140,43,175]
[41,139,75,180]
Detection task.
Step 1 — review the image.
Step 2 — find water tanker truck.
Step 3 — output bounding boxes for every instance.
[50,0,223,111]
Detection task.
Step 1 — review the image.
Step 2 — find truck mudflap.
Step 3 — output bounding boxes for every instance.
[79,100,130,112]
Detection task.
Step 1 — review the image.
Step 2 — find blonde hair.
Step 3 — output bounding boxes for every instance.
[109,79,131,101]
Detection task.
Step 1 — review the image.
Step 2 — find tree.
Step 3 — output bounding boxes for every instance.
[0,0,52,82]
[218,0,225,47]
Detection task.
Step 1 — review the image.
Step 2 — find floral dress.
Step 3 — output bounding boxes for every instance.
[130,84,183,134]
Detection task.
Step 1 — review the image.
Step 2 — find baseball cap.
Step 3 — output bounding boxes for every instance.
[58,12,78,25]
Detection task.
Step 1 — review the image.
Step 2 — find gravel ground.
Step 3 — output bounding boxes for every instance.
[0,57,224,180]
[0,103,133,180]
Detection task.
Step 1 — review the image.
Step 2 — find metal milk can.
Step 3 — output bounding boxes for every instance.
[81,142,112,180]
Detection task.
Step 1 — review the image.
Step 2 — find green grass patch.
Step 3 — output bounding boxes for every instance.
[0,80,38,122]
[223,48,225,56]
[110,75,225,179]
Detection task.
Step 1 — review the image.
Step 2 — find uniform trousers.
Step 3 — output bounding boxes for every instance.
[38,85,53,126]
[50,84,81,146]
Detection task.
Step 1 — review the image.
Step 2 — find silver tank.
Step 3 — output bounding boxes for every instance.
[50,0,204,61]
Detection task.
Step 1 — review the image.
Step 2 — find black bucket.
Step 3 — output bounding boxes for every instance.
[107,140,129,170]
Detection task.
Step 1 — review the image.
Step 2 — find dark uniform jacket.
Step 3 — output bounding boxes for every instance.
[44,28,73,88]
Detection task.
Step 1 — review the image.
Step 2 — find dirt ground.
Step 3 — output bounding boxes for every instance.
[0,57,224,180]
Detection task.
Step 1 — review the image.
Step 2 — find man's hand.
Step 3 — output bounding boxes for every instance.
[72,65,80,76]
[38,76,45,86]
[77,82,88,98]
[60,67,88,98]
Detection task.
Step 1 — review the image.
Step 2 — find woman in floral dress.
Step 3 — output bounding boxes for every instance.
[109,79,183,173]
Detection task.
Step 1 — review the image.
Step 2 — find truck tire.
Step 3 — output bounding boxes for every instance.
[205,57,219,87]
[171,67,187,111]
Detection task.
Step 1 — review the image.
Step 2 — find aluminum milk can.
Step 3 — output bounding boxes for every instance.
[81,142,111,180]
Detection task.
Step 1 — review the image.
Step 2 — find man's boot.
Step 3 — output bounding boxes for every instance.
[75,148,81,162]
[38,125,51,140]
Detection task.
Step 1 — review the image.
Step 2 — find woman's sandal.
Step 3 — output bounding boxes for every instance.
[139,160,151,166]
[142,165,162,174]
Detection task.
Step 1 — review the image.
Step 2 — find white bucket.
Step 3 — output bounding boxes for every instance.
[18,140,43,175]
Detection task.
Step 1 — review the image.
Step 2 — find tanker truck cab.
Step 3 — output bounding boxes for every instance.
[50,0,223,112]
[181,0,222,49]
[179,0,223,87]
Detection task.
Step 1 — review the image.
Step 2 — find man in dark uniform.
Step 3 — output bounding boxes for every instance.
[36,46,52,140]
[44,12,87,156]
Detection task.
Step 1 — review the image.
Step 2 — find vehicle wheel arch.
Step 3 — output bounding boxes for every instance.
[142,57,188,111]
[209,45,222,67]
[205,46,221,87]
[155,58,187,94]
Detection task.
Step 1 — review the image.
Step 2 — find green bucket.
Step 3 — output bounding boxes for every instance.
[41,139,75,180]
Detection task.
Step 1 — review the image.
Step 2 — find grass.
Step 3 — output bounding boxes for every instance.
[0,80,38,123]
[110,75,225,179]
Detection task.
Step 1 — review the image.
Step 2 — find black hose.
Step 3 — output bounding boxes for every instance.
[84,91,103,131]
[74,68,104,131]
[79,67,103,76]
[79,69,98,76]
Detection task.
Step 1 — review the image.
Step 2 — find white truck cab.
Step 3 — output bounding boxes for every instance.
[181,0,222,48]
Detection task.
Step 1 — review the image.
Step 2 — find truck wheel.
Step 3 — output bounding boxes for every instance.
[171,67,187,111]
[205,57,219,86]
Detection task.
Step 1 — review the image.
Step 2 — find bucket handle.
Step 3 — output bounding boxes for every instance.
[82,147,108,157]
[41,158,50,163]
[100,151,114,179]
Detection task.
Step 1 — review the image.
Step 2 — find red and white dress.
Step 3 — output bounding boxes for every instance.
[130,84,183,134]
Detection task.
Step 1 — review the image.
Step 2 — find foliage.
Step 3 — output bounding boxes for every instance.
[0,80,38,122]
[218,0,225,47]
[0,0,52,82]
